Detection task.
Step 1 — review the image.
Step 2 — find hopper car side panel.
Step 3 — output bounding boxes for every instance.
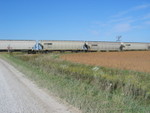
[39,40,85,51]
[87,41,121,51]
[123,42,148,50]
[0,40,36,51]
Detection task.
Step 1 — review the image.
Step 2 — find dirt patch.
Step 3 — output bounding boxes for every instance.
[61,51,150,73]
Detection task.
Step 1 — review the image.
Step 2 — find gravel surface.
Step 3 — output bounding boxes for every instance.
[0,58,79,113]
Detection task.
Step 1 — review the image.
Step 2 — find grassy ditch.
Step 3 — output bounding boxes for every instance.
[1,53,150,113]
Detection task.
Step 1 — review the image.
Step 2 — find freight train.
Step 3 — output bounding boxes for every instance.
[0,40,150,53]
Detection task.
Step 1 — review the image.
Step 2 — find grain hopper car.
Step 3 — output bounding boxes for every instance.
[38,40,87,52]
[123,42,150,51]
[87,41,123,51]
[0,40,36,53]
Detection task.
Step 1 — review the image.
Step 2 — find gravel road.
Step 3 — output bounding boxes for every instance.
[0,58,79,113]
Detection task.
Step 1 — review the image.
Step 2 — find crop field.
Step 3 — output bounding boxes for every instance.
[1,52,150,113]
[61,51,150,73]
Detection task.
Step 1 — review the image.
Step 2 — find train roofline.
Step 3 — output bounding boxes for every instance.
[0,39,36,41]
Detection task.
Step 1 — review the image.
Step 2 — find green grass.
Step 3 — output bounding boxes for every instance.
[1,53,150,113]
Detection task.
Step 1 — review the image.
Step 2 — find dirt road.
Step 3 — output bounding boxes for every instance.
[0,58,78,113]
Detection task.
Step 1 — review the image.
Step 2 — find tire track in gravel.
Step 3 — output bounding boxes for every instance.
[0,58,80,113]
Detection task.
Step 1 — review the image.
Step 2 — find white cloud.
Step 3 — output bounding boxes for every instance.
[112,10,129,18]
[145,21,150,25]
[109,17,134,24]
[90,4,150,38]
[133,4,150,10]
[143,13,150,19]
[113,23,131,33]
[112,4,150,18]
[89,30,100,36]
[109,4,150,33]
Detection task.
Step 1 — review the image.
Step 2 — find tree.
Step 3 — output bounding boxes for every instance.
[116,36,122,42]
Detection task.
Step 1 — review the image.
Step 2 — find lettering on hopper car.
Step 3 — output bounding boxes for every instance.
[126,44,131,46]
[91,44,98,46]
[44,43,53,45]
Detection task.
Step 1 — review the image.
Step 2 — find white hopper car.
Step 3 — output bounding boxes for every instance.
[0,40,36,53]
[123,42,150,51]
[87,41,123,51]
[38,40,86,52]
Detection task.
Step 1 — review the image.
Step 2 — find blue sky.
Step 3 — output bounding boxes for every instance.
[0,0,150,42]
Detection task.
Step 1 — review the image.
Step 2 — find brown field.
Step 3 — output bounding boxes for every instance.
[61,51,150,73]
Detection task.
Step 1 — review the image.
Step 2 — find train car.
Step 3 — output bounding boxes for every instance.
[0,40,36,53]
[123,42,149,51]
[38,40,86,52]
[87,41,122,51]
